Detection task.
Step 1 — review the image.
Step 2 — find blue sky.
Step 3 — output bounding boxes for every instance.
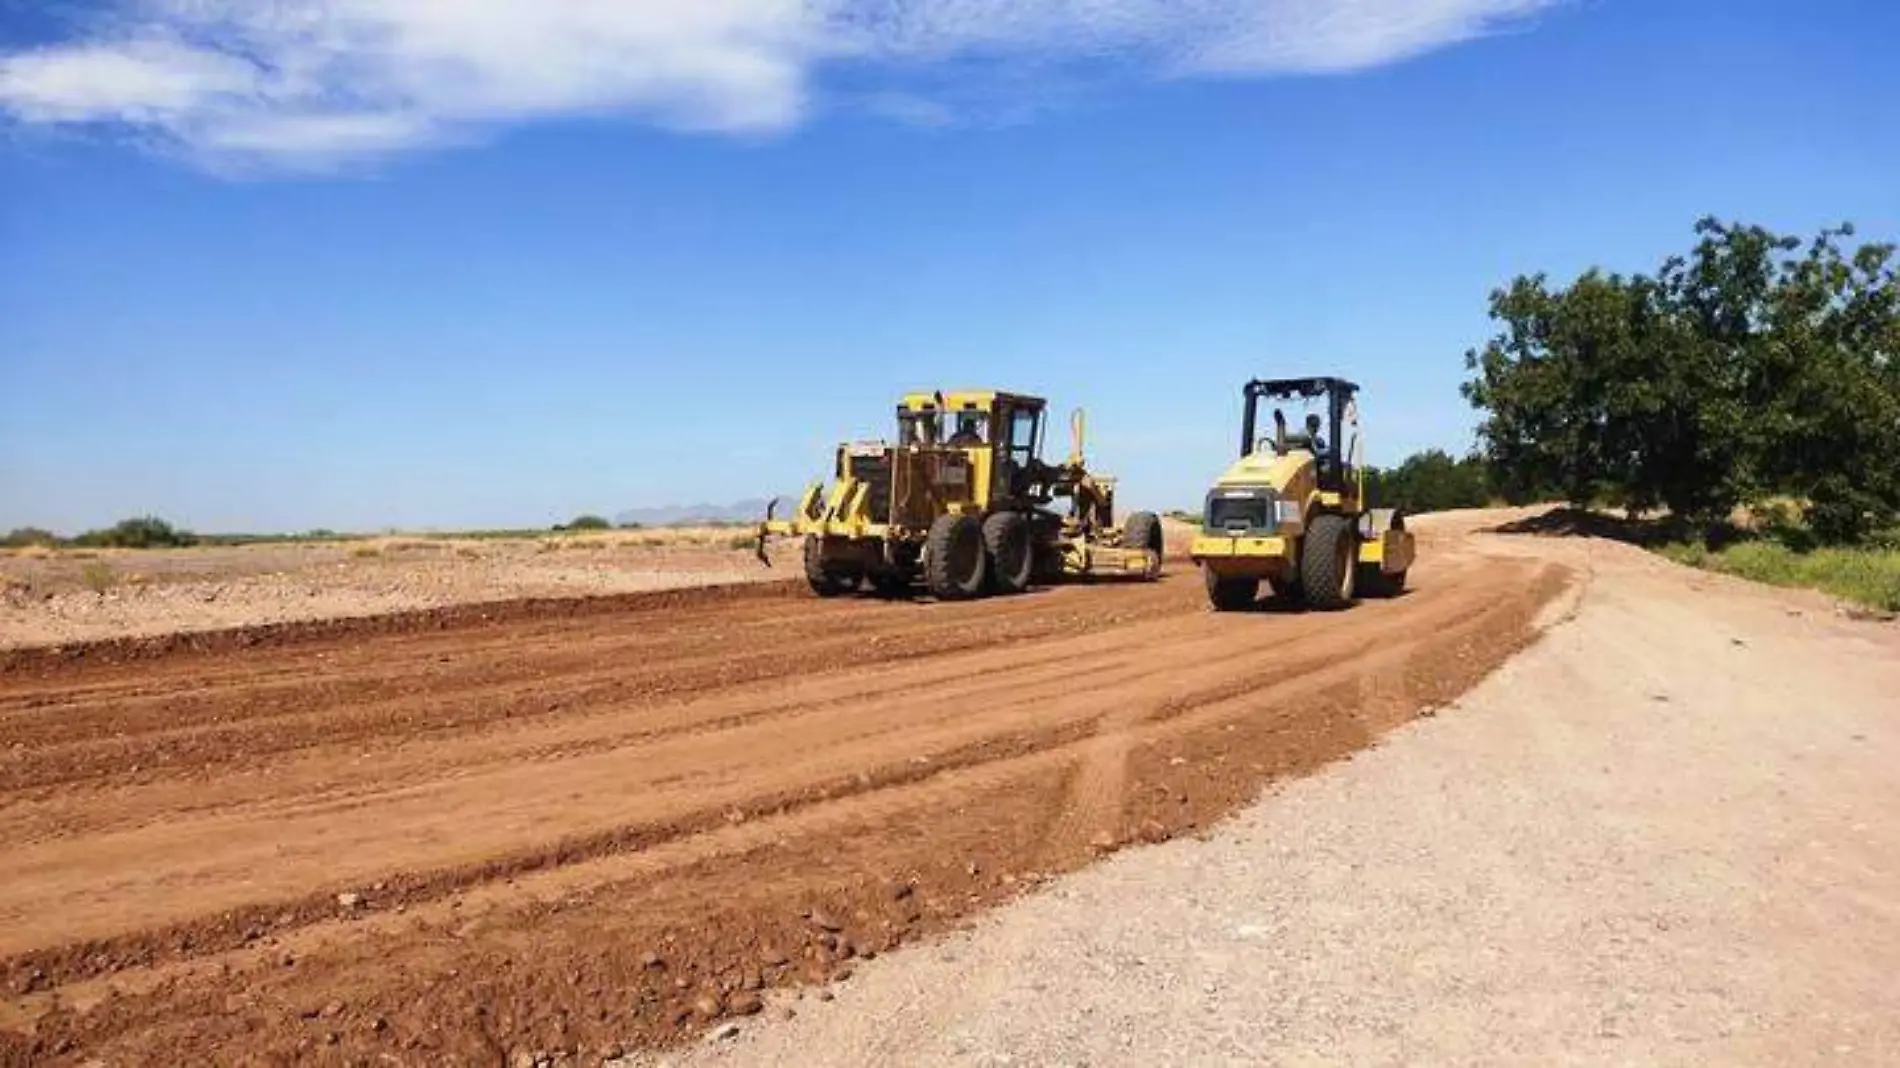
[2,0,1896,533]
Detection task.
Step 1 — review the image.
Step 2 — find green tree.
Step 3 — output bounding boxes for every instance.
[1464,217,1900,541]
[1363,450,1493,513]
[562,514,612,531]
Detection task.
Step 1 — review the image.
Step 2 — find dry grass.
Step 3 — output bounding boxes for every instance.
[1661,538,1900,613]
[80,561,116,596]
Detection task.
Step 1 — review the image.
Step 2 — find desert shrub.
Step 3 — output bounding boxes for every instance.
[73,516,197,549]
[3,527,57,548]
[79,561,116,595]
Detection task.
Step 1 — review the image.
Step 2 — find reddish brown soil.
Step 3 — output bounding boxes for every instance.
[0,526,1567,1067]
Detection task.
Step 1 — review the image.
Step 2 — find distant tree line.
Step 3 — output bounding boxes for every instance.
[3,513,693,549]
[1462,217,1900,543]
[4,516,200,549]
[1360,449,1497,514]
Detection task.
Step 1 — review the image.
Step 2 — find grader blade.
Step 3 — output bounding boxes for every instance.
[1073,545,1163,580]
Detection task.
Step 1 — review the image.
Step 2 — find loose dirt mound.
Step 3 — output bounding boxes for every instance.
[0,523,1566,1066]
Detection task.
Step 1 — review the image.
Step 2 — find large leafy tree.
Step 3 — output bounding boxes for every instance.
[1464,218,1900,541]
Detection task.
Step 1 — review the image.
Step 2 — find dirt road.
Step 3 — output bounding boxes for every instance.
[0,521,1564,1066]
[651,521,1900,1068]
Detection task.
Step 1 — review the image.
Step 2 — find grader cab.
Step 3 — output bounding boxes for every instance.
[759,390,1163,600]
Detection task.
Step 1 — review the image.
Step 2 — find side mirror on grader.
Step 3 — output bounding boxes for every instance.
[1189,376,1416,612]
[758,389,1164,600]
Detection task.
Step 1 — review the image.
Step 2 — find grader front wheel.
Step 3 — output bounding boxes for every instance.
[1123,511,1164,579]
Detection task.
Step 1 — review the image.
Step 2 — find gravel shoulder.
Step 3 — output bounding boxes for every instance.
[646,521,1900,1067]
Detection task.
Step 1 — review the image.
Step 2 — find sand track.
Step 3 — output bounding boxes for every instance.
[0,523,1565,1066]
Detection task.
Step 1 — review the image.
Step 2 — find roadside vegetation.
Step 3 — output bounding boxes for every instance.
[1659,537,1900,614]
[1360,450,1497,514]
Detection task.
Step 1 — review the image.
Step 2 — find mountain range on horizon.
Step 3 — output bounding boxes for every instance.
[611,498,787,527]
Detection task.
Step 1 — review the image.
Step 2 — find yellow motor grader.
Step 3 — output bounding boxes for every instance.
[758,389,1163,599]
[1190,376,1416,611]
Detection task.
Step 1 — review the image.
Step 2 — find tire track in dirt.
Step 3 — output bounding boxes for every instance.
[0,525,1567,1067]
[0,557,1494,853]
[0,584,1190,793]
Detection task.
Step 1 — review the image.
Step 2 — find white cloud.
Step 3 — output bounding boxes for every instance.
[0,0,1563,170]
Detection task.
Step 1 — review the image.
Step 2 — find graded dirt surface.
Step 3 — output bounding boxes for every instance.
[0,528,791,650]
[0,515,1564,1066]
[644,518,1900,1068]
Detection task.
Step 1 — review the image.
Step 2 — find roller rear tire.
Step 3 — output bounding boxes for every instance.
[1357,564,1407,598]
[1204,566,1258,612]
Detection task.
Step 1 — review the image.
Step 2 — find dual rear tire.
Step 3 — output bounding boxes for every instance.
[835,508,1168,602]
[981,512,1033,595]
[925,514,989,600]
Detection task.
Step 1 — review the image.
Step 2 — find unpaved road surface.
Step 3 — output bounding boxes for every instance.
[0,518,1561,1065]
[648,523,1900,1068]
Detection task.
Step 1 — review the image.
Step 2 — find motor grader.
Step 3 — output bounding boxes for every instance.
[1190,376,1415,611]
[758,389,1163,599]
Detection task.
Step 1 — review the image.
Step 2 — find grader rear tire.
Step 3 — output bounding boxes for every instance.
[1300,513,1357,611]
[803,537,858,598]
[926,514,987,600]
[982,512,1033,595]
